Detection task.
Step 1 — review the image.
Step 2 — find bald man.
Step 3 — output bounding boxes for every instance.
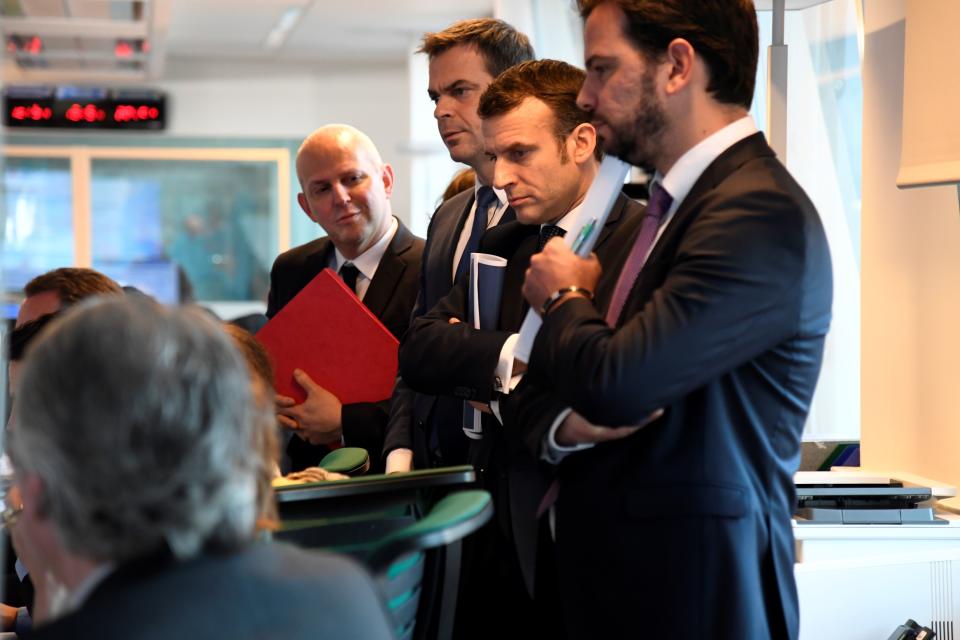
[266,124,424,472]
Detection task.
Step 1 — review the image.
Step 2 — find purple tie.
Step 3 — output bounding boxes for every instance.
[604,182,673,327]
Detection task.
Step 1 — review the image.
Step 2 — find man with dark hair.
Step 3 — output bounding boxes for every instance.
[6,299,394,639]
[400,58,643,638]
[3,267,123,631]
[267,124,424,473]
[17,267,122,327]
[382,18,534,473]
[517,1,833,637]
[418,18,537,81]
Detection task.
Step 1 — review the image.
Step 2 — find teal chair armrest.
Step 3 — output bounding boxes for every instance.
[319,447,370,476]
[366,490,493,574]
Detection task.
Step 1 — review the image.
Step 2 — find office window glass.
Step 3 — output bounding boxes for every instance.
[2,157,74,308]
[90,159,276,303]
[754,0,862,441]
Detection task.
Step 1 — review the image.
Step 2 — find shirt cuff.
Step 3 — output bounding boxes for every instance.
[541,408,595,464]
[494,334,521,394]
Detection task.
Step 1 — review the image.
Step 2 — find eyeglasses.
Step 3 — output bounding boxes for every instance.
[0,504,23,528]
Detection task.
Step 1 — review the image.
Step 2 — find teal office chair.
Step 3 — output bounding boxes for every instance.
[274,467,488,640]
[368,490,492,640]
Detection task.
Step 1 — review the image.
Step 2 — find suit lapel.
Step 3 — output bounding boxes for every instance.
[441,192,476,285]
[592,191,629,253]
[500,234,538,331]
[624,132,774,320]
[363,219,414,318]
[303,239,334,290]
[645,132,773,269]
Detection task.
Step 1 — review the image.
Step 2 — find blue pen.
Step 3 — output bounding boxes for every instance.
[571,218,597,254]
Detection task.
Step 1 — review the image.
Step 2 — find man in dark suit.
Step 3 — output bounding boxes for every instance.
[517,1,833,638]
[8,299,393,639]
[267,124,424,472]
[400,60,643,638]
[382,19,534,473]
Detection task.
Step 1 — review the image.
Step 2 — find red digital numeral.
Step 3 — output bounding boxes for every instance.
[113,104,160,122]
[10,103,52,121]
[65,103,106,123]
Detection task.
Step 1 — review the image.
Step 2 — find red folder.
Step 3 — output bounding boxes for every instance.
[255,268,399,405]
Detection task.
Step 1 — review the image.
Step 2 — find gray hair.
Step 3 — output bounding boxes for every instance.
[7,298,263,563]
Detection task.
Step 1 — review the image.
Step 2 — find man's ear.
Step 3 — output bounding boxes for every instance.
[21,472,50,519]
[663,37,696,97]
[569,123,598,164]
[381,163,395,200]
[297,193,319,224]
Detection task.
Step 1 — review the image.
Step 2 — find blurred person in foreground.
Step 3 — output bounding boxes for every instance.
[6,299,394,639]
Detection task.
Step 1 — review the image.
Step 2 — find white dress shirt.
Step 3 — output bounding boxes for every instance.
[488,203,583,423]
[332,217,399,301]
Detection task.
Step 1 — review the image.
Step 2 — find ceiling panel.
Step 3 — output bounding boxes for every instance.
[167,0,491,61]
[3,0,495,82]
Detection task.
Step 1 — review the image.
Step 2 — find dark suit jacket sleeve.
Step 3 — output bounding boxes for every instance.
[497,373,569,459]
[528,189,821,427]
[382,377,414,458]
[380,202,446,460]
[341,400,391,455]
[398,279,512,404]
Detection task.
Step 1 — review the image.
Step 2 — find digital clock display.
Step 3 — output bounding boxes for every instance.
[3,86,166,131]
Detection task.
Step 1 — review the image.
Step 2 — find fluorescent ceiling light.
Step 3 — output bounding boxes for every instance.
[264,6,304,51]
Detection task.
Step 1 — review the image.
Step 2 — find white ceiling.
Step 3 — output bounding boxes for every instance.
[2,0,823,84]
[2,0,494,84]
[167,0,492,63]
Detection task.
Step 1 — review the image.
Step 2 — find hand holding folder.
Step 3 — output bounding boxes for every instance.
[256,268,399,406]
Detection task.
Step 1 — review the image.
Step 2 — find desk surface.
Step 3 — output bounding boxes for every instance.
[276,465,476,504]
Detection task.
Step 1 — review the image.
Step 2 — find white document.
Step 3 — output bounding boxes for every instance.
[514,156,631,363]
[463,252,508,440]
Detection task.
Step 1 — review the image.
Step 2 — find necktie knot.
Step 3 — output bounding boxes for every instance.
[454,186,499,282]
[537,224,567,252]
[645,181,673,221]
[475,185,498,216]
[339,262,360,294]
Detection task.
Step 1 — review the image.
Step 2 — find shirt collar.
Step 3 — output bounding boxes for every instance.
[474,181,508,210]
[658,115,758,213]
[551,201,583,234]
[334,216,399,281]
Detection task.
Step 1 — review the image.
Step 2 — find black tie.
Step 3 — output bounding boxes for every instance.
[454,186,499,282]
[537,224,566,252]
[339,263,360,294]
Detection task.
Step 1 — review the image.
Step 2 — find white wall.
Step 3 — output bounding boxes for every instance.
[158,56,414,228]
[861,0,960,486]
